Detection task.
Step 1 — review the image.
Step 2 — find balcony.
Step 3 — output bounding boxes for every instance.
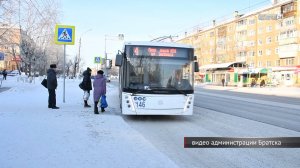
[278,37,297,45]
[278,44,297,58]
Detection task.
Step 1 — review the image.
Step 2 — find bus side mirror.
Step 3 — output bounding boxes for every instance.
[194,62,199,72]
[115,54,122,66]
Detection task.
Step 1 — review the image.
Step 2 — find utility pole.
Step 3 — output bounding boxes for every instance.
[77,29,92,74]
[77,37,81,74]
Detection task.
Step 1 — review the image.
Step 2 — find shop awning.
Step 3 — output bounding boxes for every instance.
[200,62,246,70]
[260,68,268,73]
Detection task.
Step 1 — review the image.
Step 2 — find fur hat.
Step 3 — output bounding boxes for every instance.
[50,64,57,68]
[97,70,104,74]
[87,67,91,72]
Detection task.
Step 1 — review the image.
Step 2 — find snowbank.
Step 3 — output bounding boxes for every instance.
[0,77,178,168]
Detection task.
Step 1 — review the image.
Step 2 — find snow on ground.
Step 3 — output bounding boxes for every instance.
[0,76,178,168]
[196,83,300,98]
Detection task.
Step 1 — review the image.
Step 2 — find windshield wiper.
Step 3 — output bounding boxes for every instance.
[131,89,145,96]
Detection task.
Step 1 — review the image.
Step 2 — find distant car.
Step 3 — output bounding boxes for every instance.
[7,70,20,76]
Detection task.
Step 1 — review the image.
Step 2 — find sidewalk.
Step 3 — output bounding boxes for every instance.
[196,83,300,98]
[0,76,178,168]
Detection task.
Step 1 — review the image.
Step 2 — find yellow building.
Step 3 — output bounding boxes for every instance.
[0,25,21,71]
[178,0,300,86]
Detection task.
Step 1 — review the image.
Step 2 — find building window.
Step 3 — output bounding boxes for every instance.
[266,26,272,32]
[280,29,296,39]
[286,58,294,65]
[248,51,255,57]
[228,26,232,31]
[266,61,272,67]
[258,39,263,45]
[249,19,256,25]
[275,48,279,54]
[237,19,247,26]
[281,2,295,15]
[266,37,272,44]
[285,17,295,26]
[210,32,214,37]
[248,41,255,46]
[276,60,280,66]
[258,50,263,56]
[248,30,256,36]
[258,61,262,67]
[237,30,247,36]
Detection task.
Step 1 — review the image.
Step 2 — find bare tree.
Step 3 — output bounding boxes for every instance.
[0,0,62,75]
[66,59,73,77]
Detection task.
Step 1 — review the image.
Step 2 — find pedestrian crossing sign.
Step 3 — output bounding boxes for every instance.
[94,56,102,64]
[55,25,75,45]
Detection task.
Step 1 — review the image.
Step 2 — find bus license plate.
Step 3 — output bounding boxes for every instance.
[133,96,146,108]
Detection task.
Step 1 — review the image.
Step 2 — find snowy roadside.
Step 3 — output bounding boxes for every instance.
[0,77,179,168]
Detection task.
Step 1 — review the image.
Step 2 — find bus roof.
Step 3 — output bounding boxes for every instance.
[124,41,193,49]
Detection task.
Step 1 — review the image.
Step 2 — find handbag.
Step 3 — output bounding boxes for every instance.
[79,82,84,90]
[100,95,108,108]
[41,79,47,88]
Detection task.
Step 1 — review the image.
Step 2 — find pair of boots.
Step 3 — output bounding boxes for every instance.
[94,101,105,114]
[84,100,91,108]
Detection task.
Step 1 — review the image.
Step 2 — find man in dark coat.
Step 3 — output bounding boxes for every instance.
[47,64,59,109]
[82,67,92,107]
[2,69,7,80]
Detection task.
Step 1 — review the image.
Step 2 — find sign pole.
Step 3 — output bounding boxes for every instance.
[54,24,75,104]
[63,44,66,103]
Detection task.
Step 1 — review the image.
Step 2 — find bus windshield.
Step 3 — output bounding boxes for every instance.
[125,57,193,92]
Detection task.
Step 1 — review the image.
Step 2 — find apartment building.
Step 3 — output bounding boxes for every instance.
[178,0,300,86]
[0,25,21,71]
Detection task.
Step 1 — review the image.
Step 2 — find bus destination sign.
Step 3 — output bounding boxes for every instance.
[133,46,178,57]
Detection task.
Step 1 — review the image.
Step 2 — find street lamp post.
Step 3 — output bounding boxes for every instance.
[104,34,124,75]
[78,29,92,74]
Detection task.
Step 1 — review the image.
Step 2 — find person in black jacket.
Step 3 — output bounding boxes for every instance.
[82,67,92,107]
[47,64,59,109]
[2,69,7,80]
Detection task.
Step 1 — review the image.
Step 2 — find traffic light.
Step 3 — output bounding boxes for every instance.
[107,59,112,69]
[109,60,112,68]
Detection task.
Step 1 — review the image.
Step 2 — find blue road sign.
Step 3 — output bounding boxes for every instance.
[0,52,4,60]
[55,25,75,45]
[94,57,101,64]
[58,28,72,42]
